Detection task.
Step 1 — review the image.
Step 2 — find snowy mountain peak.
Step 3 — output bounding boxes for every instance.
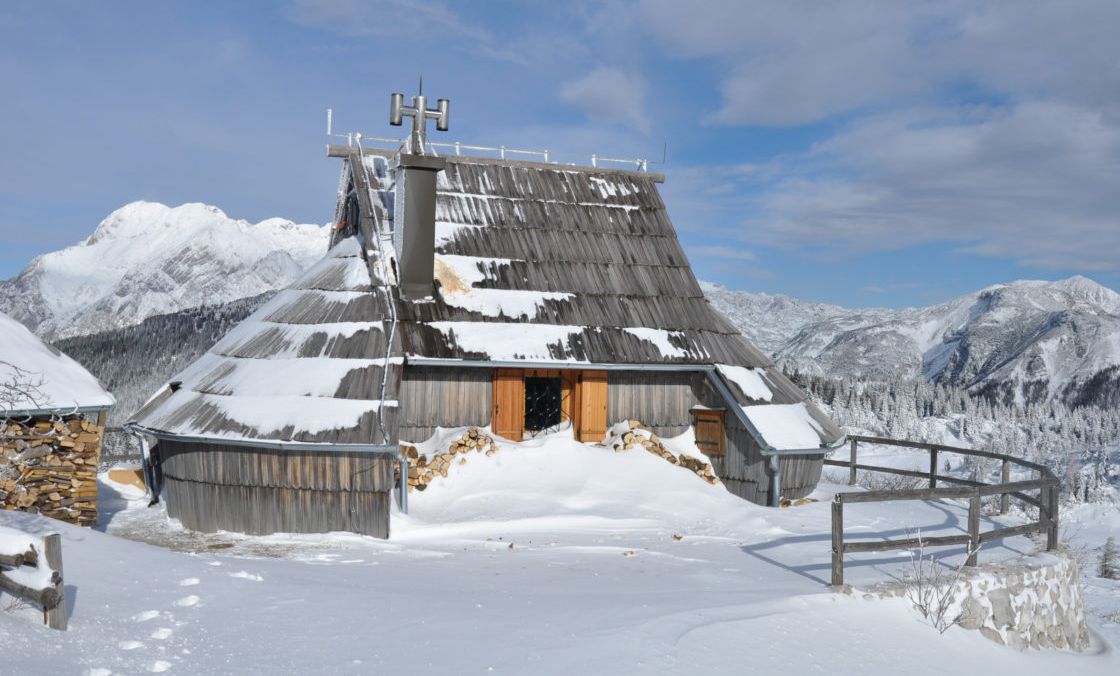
[0,202,330,340]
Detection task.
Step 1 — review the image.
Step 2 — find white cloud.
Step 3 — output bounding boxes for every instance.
[559,67,651,133]
[637,0,1120,127]
[745,101,1120,270]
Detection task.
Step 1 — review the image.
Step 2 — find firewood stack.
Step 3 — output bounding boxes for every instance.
[608,420,720,485]
[0,418,103,526]
[400,426,498,493]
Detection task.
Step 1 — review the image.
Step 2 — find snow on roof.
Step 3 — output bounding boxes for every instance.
[131,151,841,448]
[130,236,400,445]
[0,310,114,415]
[741,403,827,451]
[715,364,773,402]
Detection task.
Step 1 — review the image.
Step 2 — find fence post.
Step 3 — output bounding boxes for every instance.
[966,495,980,567]
[1000,459,1010,515]
[929,446,938,489]
[848,438,857,486]
[1046,484,1059,551]
[831,497,844,586]
[43,533,66,631]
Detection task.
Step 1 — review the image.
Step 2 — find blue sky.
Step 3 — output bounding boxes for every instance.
[2,1,1118,307]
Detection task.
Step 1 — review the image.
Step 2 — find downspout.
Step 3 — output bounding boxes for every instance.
[127,428,159,506]
[398,455,409,514]
[705,369,848,507]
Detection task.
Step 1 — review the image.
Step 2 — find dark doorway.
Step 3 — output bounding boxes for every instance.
[524,377,562,431]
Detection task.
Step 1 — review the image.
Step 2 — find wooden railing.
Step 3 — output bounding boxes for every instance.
[0,532,66,630]
[823,435,1060,586]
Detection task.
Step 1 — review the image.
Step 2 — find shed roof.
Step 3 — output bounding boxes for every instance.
[1,310,114,416]
[130,148,841,450]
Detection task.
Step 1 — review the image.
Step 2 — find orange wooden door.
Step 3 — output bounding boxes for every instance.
[492,368,525,440]
[576,370,608,442]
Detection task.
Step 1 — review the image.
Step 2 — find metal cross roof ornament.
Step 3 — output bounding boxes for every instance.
[390,78,449,155]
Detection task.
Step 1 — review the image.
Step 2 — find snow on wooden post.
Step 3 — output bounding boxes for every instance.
[848,438,857,486]
[831,497,844,586]
[1000,459,1011,515]
[1046,484,1059,551]
[966,496,980,567]
[44,533,66,631]
[928,447,938,489]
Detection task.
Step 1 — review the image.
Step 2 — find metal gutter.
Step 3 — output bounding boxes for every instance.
[2,404,113,418]
[124,423,399,455]
[406,358,714,373]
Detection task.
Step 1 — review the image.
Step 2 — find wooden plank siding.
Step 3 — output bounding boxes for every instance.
[398,366,492,442]
[157,440,394,538]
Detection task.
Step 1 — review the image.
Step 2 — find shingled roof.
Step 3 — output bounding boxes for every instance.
[129,148,841,450]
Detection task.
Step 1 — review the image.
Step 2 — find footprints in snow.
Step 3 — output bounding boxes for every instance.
[114,577,205,673]
[110,568,262,674]
[229,570,264,582]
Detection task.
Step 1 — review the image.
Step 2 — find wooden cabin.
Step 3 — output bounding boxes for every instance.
[128,129,843,538]
[1,310,114,525]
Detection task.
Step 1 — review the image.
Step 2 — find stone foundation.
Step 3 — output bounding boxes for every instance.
[868,551,1090,651]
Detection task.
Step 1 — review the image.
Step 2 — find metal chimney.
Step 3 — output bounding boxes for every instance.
[389,85,449,299]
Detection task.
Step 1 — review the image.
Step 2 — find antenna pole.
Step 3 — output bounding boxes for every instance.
[388,81,449,155]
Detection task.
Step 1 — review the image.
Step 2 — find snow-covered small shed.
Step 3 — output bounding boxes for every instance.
[0,310,114,419]
[129,129,843,538]
[1,310,114,525]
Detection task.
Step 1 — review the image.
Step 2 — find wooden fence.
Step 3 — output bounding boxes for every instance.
[823,435,1059,586]
[0,532,66,630]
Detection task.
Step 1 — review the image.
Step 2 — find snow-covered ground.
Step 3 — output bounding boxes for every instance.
[1,431,1117,675]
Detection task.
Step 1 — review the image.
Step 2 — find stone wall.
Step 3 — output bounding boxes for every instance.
[950,551,1090,650]
[869,550,1090,651]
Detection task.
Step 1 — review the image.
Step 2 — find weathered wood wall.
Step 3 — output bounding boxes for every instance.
[398,366,492,442]
[157,440,394,538]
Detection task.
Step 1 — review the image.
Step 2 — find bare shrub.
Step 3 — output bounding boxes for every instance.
[900,531,978,634]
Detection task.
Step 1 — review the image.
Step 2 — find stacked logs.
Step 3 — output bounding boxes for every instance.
[401,427,498,493]
[0,418,103,526]
[608,420,720,485]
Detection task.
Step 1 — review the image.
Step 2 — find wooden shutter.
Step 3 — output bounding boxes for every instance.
[576,370,608,442]
[492,369,525,440]
[693,409,726,457]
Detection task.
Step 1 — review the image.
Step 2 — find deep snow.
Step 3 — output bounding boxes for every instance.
[1,431,1117,675]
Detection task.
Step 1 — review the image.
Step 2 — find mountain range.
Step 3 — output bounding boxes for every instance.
[2,201,1117,413]
[702,276,1120,407]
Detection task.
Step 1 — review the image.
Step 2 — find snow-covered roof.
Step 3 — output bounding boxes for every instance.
[0,310,114,415]
[130,149,840,449]
[129,237,399,446]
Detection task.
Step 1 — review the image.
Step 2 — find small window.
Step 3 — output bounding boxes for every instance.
[525,376,562,431]
[693,408,725,457]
